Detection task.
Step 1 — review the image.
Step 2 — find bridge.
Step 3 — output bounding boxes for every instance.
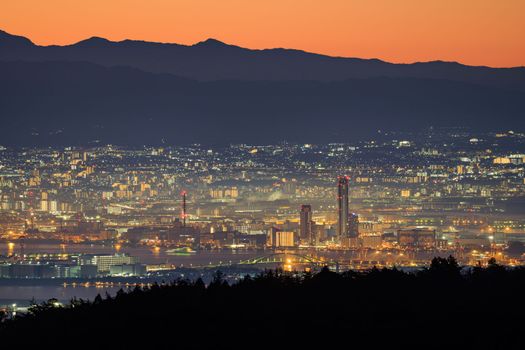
[236,252,333,266]
[194,251,420,270]
[189,252,334,269]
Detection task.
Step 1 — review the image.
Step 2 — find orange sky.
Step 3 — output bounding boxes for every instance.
[1,0,524,67]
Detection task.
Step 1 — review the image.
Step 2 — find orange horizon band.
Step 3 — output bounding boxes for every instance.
[0,0,524,68]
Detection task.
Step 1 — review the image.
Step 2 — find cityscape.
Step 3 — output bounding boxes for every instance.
[1,128,525,282]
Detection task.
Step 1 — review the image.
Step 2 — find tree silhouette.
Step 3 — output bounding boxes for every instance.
[2,262,525,347]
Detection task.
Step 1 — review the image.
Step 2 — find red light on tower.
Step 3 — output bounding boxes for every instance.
[181,191,187,227]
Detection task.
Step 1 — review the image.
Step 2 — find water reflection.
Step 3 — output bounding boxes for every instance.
[7,242,15,256]
[1,242,268,266]
[0,284,128,307]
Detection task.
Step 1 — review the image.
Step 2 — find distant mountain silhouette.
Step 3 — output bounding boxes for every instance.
[1,60,523,146]
[0,30,34,47]
[1,29,525,91]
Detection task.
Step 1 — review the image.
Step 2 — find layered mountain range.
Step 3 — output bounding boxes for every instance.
[1,29,524,145]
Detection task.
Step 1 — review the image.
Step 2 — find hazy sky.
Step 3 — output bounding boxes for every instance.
[1,0,524,67]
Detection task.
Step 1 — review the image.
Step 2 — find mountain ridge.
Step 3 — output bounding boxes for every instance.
[1,29,524,90]
[1,30,524,146]
[1,29,522,69]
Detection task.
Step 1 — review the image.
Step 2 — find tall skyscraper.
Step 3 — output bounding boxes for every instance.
[300,204,313,243]
[348,212,359,238]
[337,176,349,239]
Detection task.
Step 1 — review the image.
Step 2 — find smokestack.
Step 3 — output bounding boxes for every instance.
[181,191,187,227]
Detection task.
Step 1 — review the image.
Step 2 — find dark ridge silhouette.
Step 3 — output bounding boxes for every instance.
[1,29,524,91]
[0,60,523,146]
[74,36,113,47]
[0,30,34,47]
[1,257,525,348]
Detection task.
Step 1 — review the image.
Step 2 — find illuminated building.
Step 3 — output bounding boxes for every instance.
[493,157,511,164]
[397,228,436,248]
[71,150,87,162]
[270,230,295,248]
[337,174,358,247]
[81,254,138,273]
[361,234,382,248]
[299,204,313,244]
[359,221,384,234]
[4,264,55,278]
[40,200,48,212]
[436,239,448,249]
[348,213,359,238]
[109,263,147,276]
[337,176,349,240]
[313,223,326,242]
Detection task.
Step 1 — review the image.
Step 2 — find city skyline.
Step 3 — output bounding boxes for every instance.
[1,128,524,271]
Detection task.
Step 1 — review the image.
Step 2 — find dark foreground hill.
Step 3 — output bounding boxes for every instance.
[2,257,525,348]
[1,61,524,146]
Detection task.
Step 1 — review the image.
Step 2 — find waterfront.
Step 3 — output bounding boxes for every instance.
[1,241,271,266]
[0,283,126,307]
[0,242,267,306]
[1,241,466,266]
[0,237,523,307]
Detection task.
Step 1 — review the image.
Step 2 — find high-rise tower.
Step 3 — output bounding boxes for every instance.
[337,176,349,239]
[348,212,359,238]
[300,204,313,244]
